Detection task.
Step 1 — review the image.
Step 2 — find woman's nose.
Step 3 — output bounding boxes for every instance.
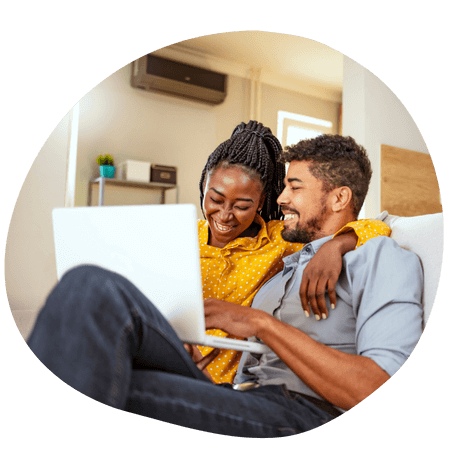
[217,206,233,222]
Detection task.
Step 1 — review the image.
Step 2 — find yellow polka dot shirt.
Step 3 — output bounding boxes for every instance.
[197,215,390,384]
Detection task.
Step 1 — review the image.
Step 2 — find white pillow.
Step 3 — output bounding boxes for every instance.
[379,212,444,326]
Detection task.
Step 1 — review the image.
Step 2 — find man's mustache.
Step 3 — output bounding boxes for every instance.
[281,208,299,216]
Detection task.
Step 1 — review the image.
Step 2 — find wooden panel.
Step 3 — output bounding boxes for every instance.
[381,145,442,217]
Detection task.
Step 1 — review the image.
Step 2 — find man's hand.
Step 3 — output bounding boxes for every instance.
[183,343,220,382]
[300,230,357,320]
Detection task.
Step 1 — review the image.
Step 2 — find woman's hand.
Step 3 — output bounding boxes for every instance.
[300,230,357,320]
[203,298,269,339]
[183,343,220,382]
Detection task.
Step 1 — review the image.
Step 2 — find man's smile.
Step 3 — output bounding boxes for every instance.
[282,209,299,226]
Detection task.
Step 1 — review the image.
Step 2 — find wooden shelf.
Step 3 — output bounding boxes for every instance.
[89,177,178,206]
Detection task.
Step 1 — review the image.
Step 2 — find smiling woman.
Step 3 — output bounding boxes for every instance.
[203,165,265,248]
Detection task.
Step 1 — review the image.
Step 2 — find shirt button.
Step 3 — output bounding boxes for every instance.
[304,246,311,253]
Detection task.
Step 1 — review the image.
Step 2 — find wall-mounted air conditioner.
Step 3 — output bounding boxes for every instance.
[131,54,227,105]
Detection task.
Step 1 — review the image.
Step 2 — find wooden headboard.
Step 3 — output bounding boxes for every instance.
[380,144,442,217]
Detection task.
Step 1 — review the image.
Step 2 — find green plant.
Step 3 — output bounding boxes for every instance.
[96,154,114,166]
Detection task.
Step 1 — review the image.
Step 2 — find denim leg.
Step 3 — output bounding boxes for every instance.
[27,265,208,409]
[126,371,333,437]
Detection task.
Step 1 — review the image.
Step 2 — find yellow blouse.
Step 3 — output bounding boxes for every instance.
[197,216,390,384]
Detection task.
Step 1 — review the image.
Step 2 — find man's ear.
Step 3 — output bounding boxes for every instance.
[331,186,353,212]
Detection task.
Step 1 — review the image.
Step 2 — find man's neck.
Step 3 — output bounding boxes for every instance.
[313,211,358,243]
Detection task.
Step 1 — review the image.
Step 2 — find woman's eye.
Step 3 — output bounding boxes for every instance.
[210,197,221,204]
[236,206,250,211]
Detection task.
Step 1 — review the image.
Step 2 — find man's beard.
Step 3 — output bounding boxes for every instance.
[281,203,328,244]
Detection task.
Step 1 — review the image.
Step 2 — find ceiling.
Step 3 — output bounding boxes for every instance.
[173,31,344,94]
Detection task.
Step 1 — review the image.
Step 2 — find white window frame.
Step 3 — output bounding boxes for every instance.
[277,110,333,148]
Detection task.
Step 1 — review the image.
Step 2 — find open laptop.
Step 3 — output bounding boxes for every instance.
[52,203,270,354]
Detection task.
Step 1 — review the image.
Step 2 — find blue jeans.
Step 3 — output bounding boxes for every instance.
[27,265,333,437]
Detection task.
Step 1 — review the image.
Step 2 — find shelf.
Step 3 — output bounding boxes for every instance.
[89,177,178,206]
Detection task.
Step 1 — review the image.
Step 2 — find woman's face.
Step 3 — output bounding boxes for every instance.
[203,166,264,248]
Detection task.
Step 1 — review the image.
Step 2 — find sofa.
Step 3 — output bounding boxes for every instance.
[378,211,444,327]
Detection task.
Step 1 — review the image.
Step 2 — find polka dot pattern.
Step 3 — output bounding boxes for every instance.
[197,216,390,383]
[333,220,391,248]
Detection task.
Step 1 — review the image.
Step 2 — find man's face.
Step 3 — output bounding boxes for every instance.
[277,160,331,243]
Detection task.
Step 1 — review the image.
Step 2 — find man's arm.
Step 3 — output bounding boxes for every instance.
[203,299,389,410]
[254,313,390,410]
[299,230,356,319]
[301,219,391,320]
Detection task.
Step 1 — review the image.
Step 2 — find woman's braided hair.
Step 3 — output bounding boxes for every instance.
[199,121,285,222]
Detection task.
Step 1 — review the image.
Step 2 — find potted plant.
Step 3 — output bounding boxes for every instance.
[96,154,115,178]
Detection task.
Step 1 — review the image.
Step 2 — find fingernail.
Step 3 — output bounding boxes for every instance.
[322,313,327,320]
[315,314,320,321]
[331,304,335,310]
[304,310,310,318]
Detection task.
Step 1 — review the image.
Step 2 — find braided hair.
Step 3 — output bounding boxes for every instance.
[199,121,285,222]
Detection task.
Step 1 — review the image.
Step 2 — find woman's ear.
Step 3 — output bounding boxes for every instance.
[258,193,266,212]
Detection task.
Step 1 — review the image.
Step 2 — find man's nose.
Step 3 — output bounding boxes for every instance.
[277,187,289,205]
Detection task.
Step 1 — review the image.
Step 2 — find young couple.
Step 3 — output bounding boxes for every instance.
[27,121,423,437]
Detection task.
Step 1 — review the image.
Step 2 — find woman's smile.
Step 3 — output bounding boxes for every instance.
[212,219,235,233]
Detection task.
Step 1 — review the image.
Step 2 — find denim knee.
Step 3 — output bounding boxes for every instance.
[61,264,117,285]
[50,264,130,315]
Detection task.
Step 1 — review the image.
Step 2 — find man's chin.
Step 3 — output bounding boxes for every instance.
[281,227,313,244]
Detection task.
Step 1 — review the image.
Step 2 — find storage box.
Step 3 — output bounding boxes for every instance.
[117,160,151,182]
[151,164,177,184]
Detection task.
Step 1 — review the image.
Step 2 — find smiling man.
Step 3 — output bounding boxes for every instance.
[205,134,423,415]
[278,134,371,244]
[279,164,330,243]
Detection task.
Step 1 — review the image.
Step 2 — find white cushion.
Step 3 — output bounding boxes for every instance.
[379,212,444,325]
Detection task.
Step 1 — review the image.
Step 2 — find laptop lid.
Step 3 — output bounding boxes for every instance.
[52,204,270,353]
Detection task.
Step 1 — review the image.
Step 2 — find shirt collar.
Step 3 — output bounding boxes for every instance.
[282,234,334,267]
[224,214,272,251]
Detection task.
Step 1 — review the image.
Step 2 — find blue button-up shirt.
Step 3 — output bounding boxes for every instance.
[234,235,424,402]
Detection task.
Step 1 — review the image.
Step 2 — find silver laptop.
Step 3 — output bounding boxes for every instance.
[52,203,270,354]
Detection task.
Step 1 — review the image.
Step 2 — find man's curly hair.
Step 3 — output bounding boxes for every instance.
[280,134,372,216]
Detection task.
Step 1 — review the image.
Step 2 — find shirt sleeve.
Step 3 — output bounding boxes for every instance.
[346,237,424,376]
[334,219,391,248]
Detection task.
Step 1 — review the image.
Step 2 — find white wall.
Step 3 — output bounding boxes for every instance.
[5,114,69,312]
[75,64,227,218]
[342,56,429,219]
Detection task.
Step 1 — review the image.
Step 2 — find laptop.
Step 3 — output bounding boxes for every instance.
[52,203,270,354]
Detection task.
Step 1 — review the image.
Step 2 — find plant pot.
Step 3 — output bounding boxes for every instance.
[99,165,116,178]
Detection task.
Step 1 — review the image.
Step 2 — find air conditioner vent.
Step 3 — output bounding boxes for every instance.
[131,54,227,105]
